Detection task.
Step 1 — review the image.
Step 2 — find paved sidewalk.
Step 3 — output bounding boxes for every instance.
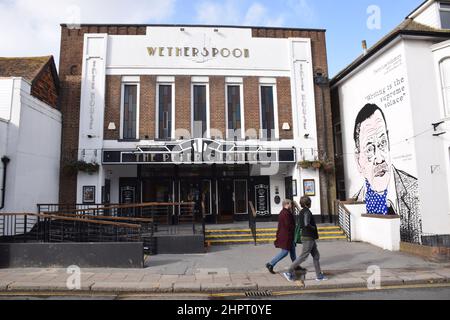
[0,242,449,294]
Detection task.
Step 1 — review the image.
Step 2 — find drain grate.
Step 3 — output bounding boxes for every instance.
[245,290,273,297]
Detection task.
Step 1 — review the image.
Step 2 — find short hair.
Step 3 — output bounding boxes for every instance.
[282,199,292,207]
[353,104,388,152]
[300,196,312,208]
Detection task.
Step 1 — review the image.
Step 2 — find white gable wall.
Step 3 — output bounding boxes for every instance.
[403,38,450,235]
[413,1,441,29]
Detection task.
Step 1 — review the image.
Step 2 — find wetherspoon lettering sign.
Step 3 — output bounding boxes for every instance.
[147,46,250,59]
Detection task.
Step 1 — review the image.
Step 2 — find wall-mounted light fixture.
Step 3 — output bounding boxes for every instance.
[304,133,310,139]
[180,27,185,32]
[282,122,291,131]
[108,122,116,130]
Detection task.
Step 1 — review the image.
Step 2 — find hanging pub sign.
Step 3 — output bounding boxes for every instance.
[255,184,270,216]
[103,139,296,165]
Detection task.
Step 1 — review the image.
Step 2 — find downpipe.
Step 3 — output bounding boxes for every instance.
[1,156,10,210]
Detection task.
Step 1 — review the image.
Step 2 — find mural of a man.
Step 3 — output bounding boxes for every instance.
[352,103,422,243]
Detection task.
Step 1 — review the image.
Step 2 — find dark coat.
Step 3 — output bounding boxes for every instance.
[299,208,319,240]
[274,208,295,250]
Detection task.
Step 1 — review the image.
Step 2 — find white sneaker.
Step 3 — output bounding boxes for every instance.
[316,273,328,281]
[283,272,294,282]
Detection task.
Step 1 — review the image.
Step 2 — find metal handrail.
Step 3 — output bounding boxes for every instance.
[335,200,352,241]
[248,201,257,246]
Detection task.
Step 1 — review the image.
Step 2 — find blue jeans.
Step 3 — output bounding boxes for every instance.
[269,242,296,267]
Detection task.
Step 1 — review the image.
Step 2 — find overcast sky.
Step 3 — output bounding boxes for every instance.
[0,0,424,77]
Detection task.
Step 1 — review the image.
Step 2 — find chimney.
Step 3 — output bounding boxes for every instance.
[362,40,368,55]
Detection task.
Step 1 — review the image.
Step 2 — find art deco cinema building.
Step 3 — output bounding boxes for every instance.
[58,24,335,223]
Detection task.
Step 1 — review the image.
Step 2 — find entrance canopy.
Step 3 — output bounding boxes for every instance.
[103,139,296,165]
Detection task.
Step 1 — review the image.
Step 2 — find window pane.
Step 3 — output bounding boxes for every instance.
[123,85,137,140]
[158,85,172,139]
[193,85,207,138]
[440,59,450,116]
[261,86,275,139]
[441,10,450,29]
[441,59,450,87]
[227,85,241,135]
[444,88,450,116]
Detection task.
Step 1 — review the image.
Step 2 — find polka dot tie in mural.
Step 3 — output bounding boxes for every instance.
[365,180,388,215]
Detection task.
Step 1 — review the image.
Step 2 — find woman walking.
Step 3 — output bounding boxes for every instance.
[265,199,296,274]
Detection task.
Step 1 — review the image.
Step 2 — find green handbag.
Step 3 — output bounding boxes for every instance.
[294,223,302,244]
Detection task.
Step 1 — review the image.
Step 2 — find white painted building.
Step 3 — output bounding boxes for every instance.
[59,25,335,223]
[331,0,450,245]
[0,57,61,235]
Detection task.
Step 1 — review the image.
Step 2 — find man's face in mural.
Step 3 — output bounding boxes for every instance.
[355,110,392,193]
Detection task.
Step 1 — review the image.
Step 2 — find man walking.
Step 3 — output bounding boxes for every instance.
[283,196,327,282]
[265,200,296,274]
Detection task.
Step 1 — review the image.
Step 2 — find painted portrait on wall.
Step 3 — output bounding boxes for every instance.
[352,103,422,243]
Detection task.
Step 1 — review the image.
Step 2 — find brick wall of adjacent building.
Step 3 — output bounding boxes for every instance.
[30,63,59,109]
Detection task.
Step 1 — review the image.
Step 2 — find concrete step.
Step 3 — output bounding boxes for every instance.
[205,225,348,245]
[206,236,348,245]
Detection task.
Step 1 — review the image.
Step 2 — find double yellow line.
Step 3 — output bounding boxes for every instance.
[1,282,448,299]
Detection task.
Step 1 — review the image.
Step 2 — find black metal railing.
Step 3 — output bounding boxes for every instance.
[335,201,351,241]
[39,202,197,229]
[0,213,155,252]
[248,201,257,246]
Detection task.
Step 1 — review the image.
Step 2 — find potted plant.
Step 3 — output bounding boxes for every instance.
[298,160,313,169]
[63,160,100,175]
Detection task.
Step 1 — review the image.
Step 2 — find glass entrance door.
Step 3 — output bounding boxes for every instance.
[234,180,248,215]
[179,179,212,216]
[142,179,173,202]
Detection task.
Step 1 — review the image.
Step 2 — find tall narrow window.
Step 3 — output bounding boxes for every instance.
[227,85,242,137]
[440,58,450,117]
[158,84,172,140]
[122,85,138,140]
[440,3,450,29]
[260,85,275,139]
[193,85,207,138]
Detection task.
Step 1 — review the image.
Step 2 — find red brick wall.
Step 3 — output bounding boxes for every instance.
[140,75,157,140]
[243,77,260,139]
[31,64,59,108]
[209,76,226,138]
[103,75,121,140]
[277,77,293,140]
[175,76,191,138]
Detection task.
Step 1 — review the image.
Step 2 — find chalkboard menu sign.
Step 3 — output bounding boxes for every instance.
[121,187,136,204]
[255,184,270,216]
